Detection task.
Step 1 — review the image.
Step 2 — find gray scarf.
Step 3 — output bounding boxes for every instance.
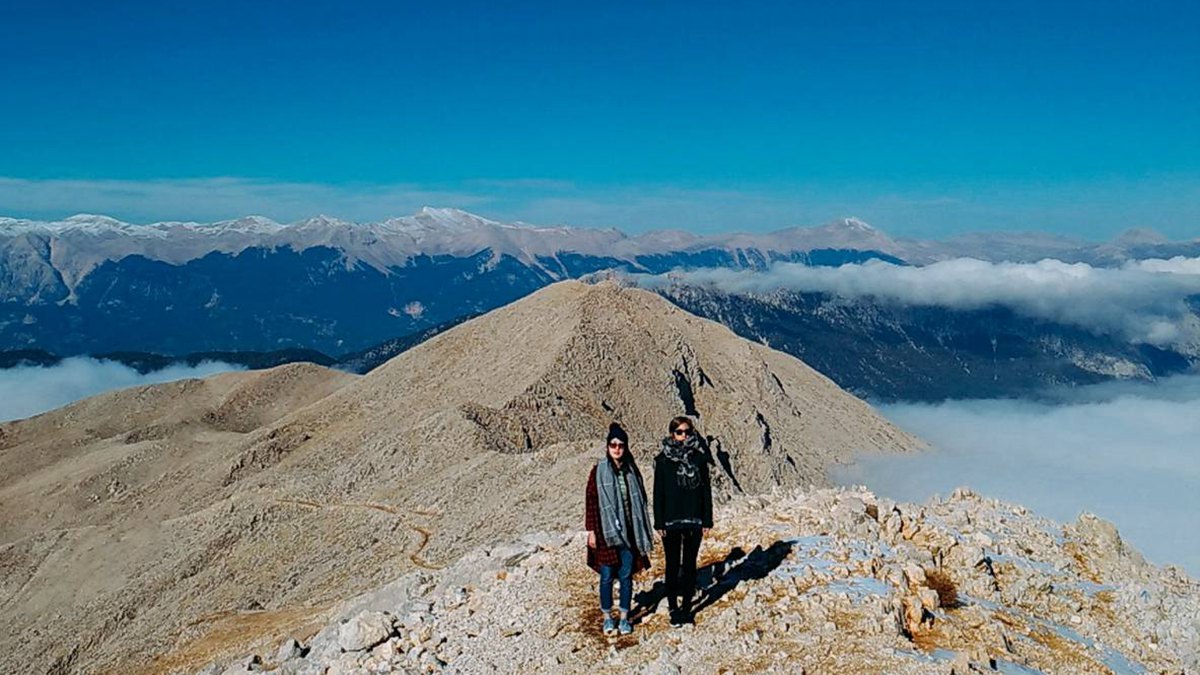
[595,456,655,555]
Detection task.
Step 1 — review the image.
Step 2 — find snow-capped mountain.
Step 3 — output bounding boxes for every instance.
[0,208,901,297]
[0,208,908,355]
[1,207,1197,361]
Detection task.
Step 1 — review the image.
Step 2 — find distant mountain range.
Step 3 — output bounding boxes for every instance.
[8,286,1195,403]
[2,208,1197,399]
[653,284,1196,401]
[0,208,911,355]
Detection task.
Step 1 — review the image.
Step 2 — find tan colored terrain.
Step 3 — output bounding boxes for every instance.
[0,280,920,674]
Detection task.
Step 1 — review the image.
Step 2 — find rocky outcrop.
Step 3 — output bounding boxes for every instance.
[197,488,1199,674]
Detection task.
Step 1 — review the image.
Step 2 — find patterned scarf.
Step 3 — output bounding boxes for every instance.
[595,456,655,555]
[661,433,703,489]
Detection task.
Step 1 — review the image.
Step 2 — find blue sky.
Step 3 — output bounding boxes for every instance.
[2,0,1197,237]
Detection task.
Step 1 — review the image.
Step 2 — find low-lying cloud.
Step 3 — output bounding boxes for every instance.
[0,357,244,423]
[835,374,1200,575]
[644,257,1200,347]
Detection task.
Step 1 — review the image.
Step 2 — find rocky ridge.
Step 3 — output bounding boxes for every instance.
[196,487,1198,675]
[0,281,919,674]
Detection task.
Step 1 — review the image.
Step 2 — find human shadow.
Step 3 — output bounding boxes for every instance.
[630,539,794,624]
[691,539,793,615]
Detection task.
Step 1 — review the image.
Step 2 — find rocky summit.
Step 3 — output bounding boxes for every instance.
[0,280,920,674]
[196,487,1200,675]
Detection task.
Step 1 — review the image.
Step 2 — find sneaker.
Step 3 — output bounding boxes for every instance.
[602,615,616,636]
[669,609,683,628]
[618,618,633,635]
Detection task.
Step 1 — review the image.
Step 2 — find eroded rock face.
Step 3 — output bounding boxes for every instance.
[197,488,1200,675]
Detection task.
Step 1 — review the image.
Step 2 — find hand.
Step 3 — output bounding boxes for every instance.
[656,529,665,540]
[587,531,596,549]
[702,528,710,538]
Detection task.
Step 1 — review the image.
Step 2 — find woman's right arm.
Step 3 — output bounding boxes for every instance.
[653,456,665,532]
[585,466,599,548]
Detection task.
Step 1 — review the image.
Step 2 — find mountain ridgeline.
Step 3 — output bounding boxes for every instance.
[0,209,901,356]
[3,208,1197,401]
[656,284,1198,401]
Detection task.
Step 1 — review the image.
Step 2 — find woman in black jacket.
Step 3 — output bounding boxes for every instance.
[653,415,713,626]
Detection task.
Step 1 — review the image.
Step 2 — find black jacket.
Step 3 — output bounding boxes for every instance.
[653,439,713,530]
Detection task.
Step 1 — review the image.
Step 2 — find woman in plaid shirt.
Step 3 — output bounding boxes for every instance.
[585,423,654,636]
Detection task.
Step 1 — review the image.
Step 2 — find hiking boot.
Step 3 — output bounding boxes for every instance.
[618,618,633,635]
[602,615,617,636]
[669,609,684,628]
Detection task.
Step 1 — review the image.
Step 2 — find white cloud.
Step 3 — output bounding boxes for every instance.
[835,374,1200,575]
[0,357,244,422]
[641,257,1200,347]
[1133,256,1200,275]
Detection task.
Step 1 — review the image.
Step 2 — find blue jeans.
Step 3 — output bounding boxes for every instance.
[599,546,635,614]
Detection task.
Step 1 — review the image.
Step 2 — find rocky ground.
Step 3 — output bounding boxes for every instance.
[197,487,1199,675]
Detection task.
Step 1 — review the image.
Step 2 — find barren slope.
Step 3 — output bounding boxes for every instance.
[0,280,919,674]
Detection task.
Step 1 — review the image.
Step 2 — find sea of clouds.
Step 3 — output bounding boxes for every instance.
[640,256,1200,347]
[836,374,1200,575]
[0,357,244,422]
[643,254,1200,573]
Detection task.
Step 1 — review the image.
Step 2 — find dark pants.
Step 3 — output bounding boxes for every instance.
[662,528,702,612]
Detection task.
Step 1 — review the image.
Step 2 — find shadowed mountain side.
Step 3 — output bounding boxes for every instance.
[0,280,919,674]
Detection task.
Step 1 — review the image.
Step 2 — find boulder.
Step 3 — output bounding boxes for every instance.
[276,637,303,663]
[338,611,396,652]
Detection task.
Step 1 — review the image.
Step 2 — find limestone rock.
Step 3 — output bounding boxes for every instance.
[276,637,303,663]
[338,611,396,652]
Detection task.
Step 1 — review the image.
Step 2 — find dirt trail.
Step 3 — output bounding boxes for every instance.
[274,498,443,569]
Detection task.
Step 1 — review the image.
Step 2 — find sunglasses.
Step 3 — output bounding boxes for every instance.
[672,427,693,436]
[607,441,626,448]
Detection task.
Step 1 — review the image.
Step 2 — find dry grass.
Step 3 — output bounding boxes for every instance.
[924,568,959,608]
[1091,589,1118,624]
[1027,626,1107,672]
[137,604,331,675]
[865,503,879,522]
[558,561,654,658]
[909,621,947,652]
[1063,541,1103,584]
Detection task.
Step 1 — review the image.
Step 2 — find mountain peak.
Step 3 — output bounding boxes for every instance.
[293,214,353,229]
[1113,227,1168,246]
[829,216,877,232]
[210,215,283,232]
[364,279,921,488]
[62,212,123,223]
[415,206,498,226]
